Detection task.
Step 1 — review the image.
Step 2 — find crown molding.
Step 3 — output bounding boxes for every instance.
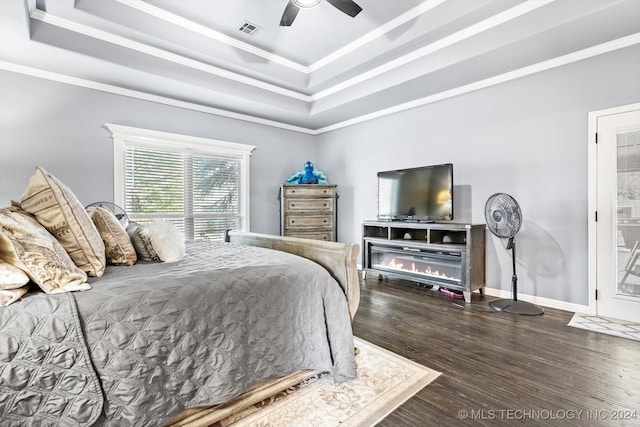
[305,0,445,72]
[29,0,559,105]
[310,0,555,101]
[315,33,640,133]
[114,0,308,73]
[2,34,637,135]
[0,60,316,134]
[29,8,313,102]
[117,0,444,74]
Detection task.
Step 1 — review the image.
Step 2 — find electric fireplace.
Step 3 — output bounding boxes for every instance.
[370,244,462,286]
[362,221,486,303]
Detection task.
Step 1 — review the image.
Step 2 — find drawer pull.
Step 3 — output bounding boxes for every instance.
[291,204,295,207]
[323,220,327,223]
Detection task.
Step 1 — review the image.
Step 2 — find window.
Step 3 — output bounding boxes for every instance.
[106,124,255,240]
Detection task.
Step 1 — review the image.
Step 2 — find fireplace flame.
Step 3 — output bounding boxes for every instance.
[383,258,458,281]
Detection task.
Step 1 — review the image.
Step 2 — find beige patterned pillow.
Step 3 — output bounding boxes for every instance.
[88,206,137,266]
[20,167,106,277]
[0,207,89,294]
[0,259,30,290]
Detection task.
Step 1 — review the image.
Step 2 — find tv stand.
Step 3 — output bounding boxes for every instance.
[362,220,486,303]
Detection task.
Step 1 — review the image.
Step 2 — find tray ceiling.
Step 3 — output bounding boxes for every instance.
[1,0,639,133]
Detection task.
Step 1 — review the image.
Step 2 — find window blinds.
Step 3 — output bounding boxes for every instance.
[106,124,254,241]
[123,145,245,240]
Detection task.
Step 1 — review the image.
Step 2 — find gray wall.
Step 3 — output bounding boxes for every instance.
[2,46,639,306]
[316,46,640,306]
[0,71,316,236]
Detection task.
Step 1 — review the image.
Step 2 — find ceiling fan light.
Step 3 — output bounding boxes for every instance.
[292,0,322,9]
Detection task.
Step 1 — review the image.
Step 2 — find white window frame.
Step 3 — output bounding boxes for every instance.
[105,123,255,235]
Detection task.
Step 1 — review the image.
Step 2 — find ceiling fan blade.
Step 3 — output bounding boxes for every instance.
[326,0,362,17]
[280,0,300,26]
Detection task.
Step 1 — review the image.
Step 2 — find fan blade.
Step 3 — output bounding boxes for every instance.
[326,0,362,17]
[280,0,300,26]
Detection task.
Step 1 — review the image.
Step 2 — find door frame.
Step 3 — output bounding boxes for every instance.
[587,103,640,316]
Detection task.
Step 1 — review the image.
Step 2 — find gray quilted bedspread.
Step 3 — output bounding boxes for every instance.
[0,292,104,426]
[0,240,356,426]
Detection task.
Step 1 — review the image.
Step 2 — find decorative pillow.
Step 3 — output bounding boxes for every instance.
[126,221,185,263]
[126,222,161,262]
[88,206,137,266]
[0,207,89,294]
[0,259,30,289]
[0,287,28,307]
[20,167,106,277]
[145,221,185,263]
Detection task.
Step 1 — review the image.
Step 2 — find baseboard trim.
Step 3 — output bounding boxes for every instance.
[358,266,589,314]
[483,287,589,314]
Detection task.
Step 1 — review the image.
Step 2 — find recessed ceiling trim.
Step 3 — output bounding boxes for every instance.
[306,0,445,72]
[0,60,316,135]
[30,0,557,106]
[316,33,640,134]
[2,34,636,136]
[114,0,308,73]
[116,0,439,74]
[29,8,313,102]
[310,0,556,101]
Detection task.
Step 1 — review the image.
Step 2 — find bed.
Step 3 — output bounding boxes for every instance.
[0,230,360,426]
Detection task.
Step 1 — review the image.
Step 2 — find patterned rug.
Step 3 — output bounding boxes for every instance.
[568,313,640,341]
[216,337,441,426]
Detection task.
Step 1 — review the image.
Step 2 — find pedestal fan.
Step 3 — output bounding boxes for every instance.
[485,193,543,315]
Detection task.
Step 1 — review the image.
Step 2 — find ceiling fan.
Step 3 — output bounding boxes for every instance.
[280,0,363,26]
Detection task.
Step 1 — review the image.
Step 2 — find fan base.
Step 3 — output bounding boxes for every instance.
[490,299,544,315]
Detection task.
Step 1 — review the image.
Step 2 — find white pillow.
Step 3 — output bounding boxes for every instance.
[0,260,30,289]
[145,221,185,263]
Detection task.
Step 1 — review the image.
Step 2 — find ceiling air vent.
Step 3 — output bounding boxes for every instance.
[238,21,261,36]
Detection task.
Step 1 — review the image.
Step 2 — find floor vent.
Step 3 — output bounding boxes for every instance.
[238,21,261,36]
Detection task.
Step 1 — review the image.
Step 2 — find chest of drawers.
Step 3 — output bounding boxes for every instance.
[279,184,338,241]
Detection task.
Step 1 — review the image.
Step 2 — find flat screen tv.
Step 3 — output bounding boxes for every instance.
[377,163,453,221]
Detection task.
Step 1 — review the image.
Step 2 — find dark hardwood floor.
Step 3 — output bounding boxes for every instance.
[351,274,640,426]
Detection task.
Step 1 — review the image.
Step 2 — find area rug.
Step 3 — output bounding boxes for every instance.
[568,313,640,341]
[216,337,441,426]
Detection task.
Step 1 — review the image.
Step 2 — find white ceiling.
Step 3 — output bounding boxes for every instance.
[1,0,639,133]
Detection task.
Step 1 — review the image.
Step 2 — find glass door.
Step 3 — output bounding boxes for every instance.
[595,106,640,322]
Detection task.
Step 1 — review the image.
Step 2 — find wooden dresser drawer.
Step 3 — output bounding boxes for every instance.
[280,184,338,242]
[285,231,335,241]
[285,215,333,229]
[283,186,336,198]
[285,198,334,212]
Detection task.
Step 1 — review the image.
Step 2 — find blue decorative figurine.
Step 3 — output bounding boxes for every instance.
[299,161,318,184]
[285,161,329,185]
